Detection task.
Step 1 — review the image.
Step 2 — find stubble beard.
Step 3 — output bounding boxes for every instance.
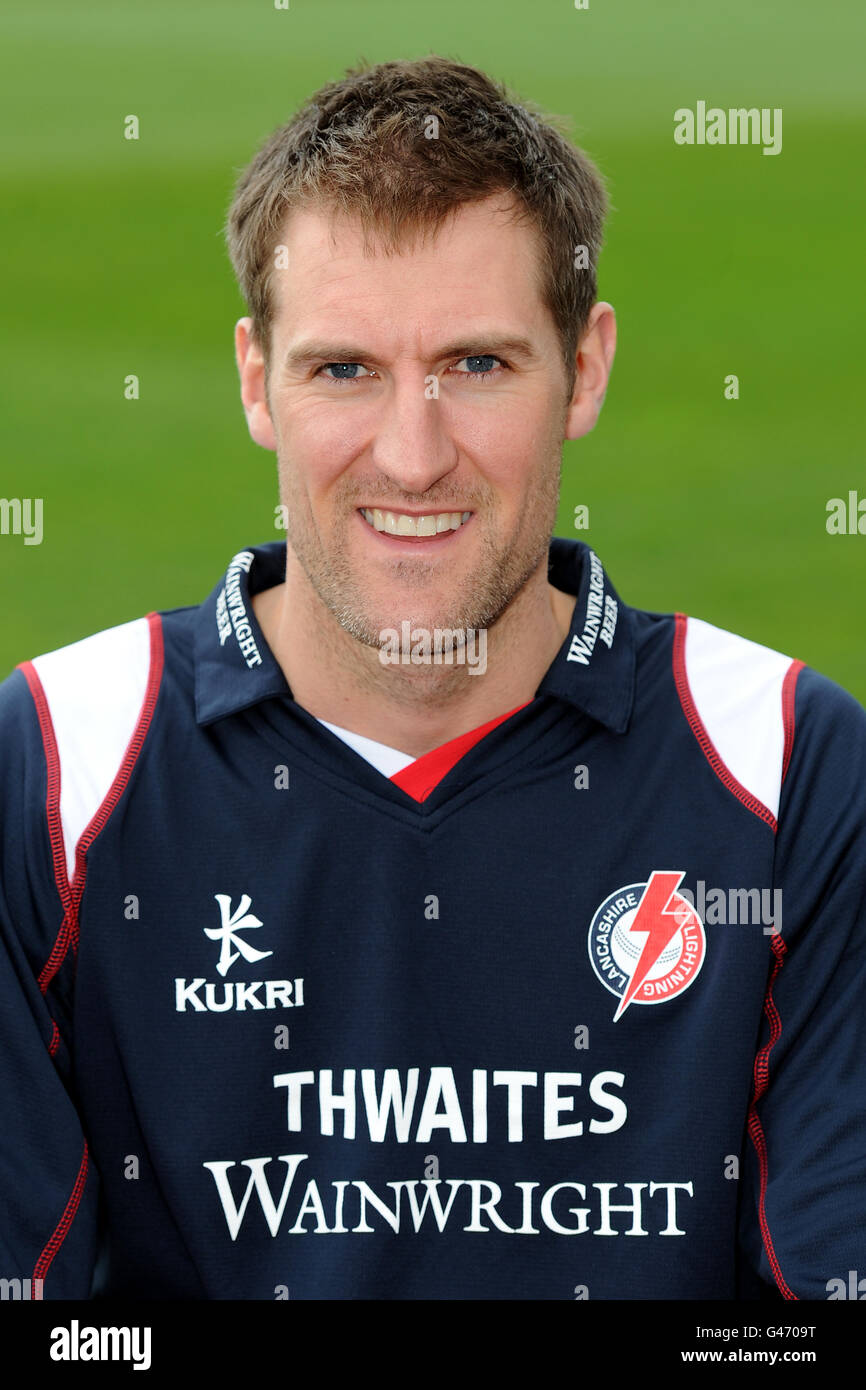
[279,453,563,656]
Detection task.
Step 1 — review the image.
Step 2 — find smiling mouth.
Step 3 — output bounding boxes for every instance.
[359,508,472,538]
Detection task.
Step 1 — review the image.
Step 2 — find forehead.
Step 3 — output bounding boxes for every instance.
[268,194,554,352]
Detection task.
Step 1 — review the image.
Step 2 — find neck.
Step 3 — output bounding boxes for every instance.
[252,547,576,758]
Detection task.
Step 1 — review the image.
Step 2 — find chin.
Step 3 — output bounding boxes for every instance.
[342,602,471,652]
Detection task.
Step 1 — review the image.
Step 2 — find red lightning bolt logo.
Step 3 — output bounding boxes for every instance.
[613,871,687,1021]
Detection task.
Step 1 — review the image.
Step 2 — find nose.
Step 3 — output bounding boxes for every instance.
[369,371,459,497]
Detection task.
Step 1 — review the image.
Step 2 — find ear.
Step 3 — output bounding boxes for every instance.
[235,317,277,451]
[564,302,617,441]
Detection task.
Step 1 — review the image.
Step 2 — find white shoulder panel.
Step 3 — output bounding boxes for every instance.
[31,617,154,884]
[317,718,416,779]
[684,616,793,820]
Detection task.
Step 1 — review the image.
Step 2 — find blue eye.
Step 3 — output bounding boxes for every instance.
[317,357,504,384]
[320,363,371,382]
[454,355,502,378]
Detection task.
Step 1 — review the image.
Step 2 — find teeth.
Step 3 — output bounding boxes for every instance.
[360,508,471,537]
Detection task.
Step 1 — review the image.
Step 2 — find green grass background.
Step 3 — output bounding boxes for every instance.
[2,0,863,699]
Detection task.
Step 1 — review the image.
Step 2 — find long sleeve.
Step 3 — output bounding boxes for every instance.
[0,668,99,1298]
[738,666,866,1299]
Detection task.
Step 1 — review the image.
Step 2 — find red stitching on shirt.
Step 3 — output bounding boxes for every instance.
[29,613,165,991]
[17,662,72,913]
[17,661,79,1000]
[36,912,76,996]
[66,612,165,951]
[32,1141,89,1288]
[781,660,805,784]
[747,932,797,1300]
[672,613,777,832]
[20,625,157,1294]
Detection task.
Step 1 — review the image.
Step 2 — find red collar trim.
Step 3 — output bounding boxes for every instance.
[390,702,532,803]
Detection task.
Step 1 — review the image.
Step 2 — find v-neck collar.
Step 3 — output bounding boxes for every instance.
[191,538,636,811]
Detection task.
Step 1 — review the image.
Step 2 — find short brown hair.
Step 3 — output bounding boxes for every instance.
[225,55,608,391]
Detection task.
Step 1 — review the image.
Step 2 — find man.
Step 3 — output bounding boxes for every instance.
[1,56,864,1301]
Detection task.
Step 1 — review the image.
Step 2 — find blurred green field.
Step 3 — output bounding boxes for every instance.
[2,0,864,699]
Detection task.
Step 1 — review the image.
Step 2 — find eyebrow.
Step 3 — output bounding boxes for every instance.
[282,336,540,371]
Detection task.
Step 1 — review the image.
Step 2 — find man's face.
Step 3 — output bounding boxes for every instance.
[240,194,588,646]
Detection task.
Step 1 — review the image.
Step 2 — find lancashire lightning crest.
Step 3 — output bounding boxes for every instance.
[587,871,706,1021]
